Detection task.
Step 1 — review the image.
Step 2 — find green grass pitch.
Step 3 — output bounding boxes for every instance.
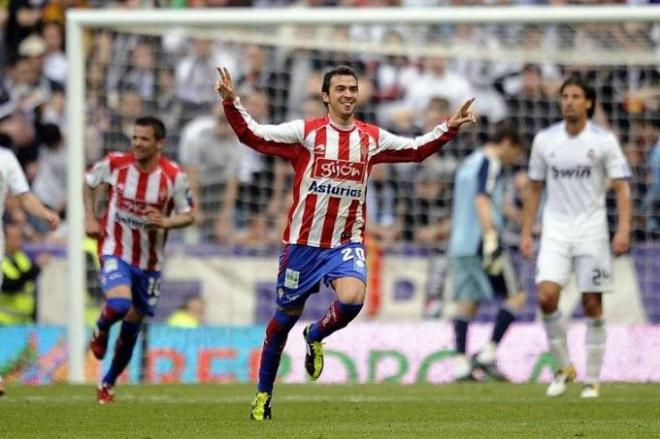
[1,383,659,438]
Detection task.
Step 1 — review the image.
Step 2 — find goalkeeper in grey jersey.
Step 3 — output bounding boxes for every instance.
[447,125,526,381]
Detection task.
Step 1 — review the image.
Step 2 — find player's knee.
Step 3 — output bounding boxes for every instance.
[278,306,304,317]
[537,285,559,313]
[581,294,602,317]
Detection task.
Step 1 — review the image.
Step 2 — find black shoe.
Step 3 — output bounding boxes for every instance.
[472,356,508,382]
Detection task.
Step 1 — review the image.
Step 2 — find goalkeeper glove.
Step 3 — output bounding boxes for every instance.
[482,230,504,276]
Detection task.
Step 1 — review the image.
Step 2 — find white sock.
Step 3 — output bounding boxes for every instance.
[476,341,497,364]
[543,310,571,368]
[585,317,606,383]
[454,354,471,378]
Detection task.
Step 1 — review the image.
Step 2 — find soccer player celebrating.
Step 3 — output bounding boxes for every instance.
[0,146,60,396]
[216,65,475,420]
[521,75,632,398]
[85,117,194,404]
[448,124,526,382]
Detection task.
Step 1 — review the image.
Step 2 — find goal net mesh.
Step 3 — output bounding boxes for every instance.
[78,18,659,323]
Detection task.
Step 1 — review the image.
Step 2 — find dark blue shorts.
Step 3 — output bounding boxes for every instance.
[99,256,161,317]
[276,242,368,308]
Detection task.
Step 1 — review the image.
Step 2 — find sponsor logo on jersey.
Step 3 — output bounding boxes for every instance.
[551,165,591,179]
[308,181,362,198]
[312,158,365,182]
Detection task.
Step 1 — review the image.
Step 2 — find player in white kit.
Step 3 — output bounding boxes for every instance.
[0,147,60,396]
[520,75,632,398]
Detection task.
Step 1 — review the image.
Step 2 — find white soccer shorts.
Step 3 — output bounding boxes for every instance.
[535,237,612,293]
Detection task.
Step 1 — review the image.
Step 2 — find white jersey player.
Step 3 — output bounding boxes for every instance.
[0,146,60,396]
[520,75,632,399]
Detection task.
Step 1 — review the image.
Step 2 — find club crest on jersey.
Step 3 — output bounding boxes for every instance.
[587,149,596,161]
[312,158,365,182]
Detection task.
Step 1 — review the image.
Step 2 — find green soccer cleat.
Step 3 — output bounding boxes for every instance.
[249,391,272,421]
[303,324,324,381]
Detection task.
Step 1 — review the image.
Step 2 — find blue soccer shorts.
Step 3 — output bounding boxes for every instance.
[99,255,161,317]
[275,242,368,308]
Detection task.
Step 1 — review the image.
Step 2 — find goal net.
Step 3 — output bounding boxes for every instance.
[21,6,660,383]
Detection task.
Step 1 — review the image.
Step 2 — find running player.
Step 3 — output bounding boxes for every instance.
[215,65,475,420]
[85,116,194,404]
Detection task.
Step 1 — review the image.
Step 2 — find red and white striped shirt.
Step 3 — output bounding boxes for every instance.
[224,98,458,248]
[86,152,193,271]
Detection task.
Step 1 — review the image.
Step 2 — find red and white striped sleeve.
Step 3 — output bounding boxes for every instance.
[222,98,304,160]
[371,122,458,164]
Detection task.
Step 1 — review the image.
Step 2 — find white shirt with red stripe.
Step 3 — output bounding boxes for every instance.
[86,152,193,271]
[224,97,458,248]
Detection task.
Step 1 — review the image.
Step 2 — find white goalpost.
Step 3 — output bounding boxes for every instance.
[66,5,660,383]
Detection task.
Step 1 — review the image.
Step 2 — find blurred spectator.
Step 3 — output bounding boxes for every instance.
[175,38,223,126]
[235,89,278,228]
[236,44,290,122]
[366,164,401,248]
[179,105,242,242]
[41,21,66,87]
[32,123,66,224]
[118,40,158,103]
[400,156,455,245]
[4,0,47,61]
[0,222,50,324]
[102,88,144,155]
[402,56,473,123]
[167,295,205,328]
[496,63,561,139]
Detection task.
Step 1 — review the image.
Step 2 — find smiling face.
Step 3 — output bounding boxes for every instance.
[132,124,163,164]
[322,74,358,124]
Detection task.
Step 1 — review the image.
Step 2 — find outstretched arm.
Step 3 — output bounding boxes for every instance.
[372,98,476,164]
[216,67,303,160]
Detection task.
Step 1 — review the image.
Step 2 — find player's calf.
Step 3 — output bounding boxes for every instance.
[90,327,109,360]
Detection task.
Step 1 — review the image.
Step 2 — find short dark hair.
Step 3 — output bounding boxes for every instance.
[321,65,358,95]
[490,122,522,147]
[135,116,166,140]
[560,74,596,118]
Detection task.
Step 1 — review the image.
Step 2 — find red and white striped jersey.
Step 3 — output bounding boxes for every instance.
[224,98,458,248]
[85,152,193,271]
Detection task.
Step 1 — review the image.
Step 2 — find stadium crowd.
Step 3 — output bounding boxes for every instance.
[0,0,658,252]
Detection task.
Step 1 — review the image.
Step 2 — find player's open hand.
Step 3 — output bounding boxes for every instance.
[215,67,237,102]
[447,98,476,129]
